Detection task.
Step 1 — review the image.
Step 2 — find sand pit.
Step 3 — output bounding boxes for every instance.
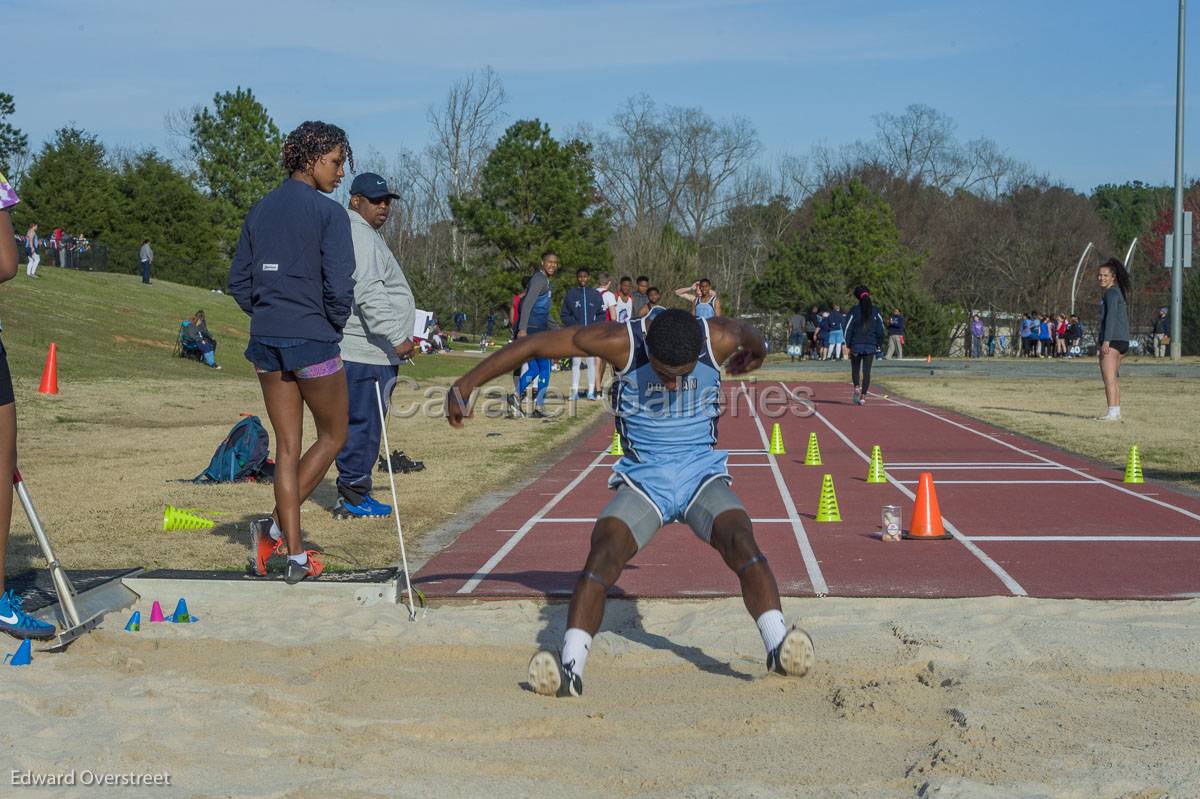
[3,590,1198,798]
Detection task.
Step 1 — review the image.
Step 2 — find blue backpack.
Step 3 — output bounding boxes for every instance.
[196,416,270,482]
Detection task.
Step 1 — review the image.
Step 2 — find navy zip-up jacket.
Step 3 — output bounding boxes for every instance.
[843,306,887,354]
[561,286,605,327]
[228,179,356,342]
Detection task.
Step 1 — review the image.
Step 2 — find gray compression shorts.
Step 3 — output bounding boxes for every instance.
[598,475,746,551]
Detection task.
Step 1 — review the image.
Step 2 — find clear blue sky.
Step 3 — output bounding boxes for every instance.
[8,0,1198,192]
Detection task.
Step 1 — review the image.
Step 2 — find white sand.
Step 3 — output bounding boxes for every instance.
[3,590,1198,798]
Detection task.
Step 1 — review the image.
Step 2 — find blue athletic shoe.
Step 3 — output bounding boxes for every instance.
[333,494,392,519]
[0,590,57,640]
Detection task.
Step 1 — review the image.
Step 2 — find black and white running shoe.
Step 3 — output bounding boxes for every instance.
[528,650,583,697]
[507,394,525,418]
[767,626,815,677]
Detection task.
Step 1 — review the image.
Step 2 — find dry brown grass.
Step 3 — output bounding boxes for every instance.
[8,364,605,573]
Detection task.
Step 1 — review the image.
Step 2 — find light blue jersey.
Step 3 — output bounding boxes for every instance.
[608,316,729,524]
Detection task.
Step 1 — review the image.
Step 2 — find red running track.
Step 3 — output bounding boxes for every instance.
[416,382,1200,600]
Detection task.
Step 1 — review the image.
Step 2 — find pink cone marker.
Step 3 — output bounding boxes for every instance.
[149,601,165,622]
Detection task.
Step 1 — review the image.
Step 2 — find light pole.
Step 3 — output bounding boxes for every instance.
[1171,0,1186,360]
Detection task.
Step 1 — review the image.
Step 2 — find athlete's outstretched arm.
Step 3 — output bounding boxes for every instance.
[447,323,628,427]
[708,316,767,375]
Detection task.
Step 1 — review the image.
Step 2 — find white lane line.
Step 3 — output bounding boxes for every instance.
[888,461,1052,467]
[883,460,1070,467]
[457,450,608,594]
[739,383,828,596]
[790,385,1028,597]
[538,517,793,524]
[885,397,1200,524]
[728,463,772,467]
[894,479,1095,485]
[968,535,1200,542]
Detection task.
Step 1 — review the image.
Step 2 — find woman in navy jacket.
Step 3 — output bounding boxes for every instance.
[843,285,887,406]
[228,121,356,584]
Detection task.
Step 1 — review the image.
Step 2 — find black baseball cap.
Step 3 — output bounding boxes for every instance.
[349,172,400,200]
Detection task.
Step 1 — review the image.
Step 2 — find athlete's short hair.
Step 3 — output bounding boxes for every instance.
[541,249,558,262]
[646,309,703,367]
[576,267,590,277]
[636,275,649,284]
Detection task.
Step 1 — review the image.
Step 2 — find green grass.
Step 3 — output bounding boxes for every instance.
[0,268,479,387]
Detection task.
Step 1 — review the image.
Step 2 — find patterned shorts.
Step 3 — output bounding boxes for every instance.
[255,354,343,379]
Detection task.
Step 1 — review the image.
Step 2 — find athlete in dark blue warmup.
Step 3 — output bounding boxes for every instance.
[448,309,814,697]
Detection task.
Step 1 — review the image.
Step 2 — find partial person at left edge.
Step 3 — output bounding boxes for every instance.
[0,172,56,638]
[332,172,421,520]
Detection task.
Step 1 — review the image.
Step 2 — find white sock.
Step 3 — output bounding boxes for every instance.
[1108,406,1120,418]
[561,628,593,676]
[269,520,283,541]
[756,609,788,654]
[287,552,308,566]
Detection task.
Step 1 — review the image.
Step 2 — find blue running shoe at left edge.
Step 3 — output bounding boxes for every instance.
[0,590,56,640]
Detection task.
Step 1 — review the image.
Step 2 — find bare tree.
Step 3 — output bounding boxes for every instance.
[163,104,204,173]
[662,107,761,250]
[427,66,507,268]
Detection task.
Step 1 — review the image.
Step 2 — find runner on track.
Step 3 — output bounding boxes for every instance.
[446,308,815,697]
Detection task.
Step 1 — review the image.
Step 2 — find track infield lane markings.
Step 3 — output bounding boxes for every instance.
[738,383,828,596]
[884,396,1200,524]
[456,449,609,595]
[789,384,1028,597]
[893,479,1095,485]
[966,535,1200,542]
[539,517,793,523]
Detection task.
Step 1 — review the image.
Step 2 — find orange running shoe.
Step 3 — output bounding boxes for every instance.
[249,517,285,577]
[284,551,324,584]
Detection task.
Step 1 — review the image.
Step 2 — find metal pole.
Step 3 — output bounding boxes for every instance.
[1171,0,1186,360]
[374,380,417,621]
[1123,238,1139,274]
[1069,242,1094,316]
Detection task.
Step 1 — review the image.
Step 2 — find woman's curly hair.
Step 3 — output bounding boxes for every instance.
[282,121,354,175]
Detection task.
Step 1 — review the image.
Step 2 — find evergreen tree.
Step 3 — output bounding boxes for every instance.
[0,92,27,176]
[450,119,612,280]
[112,150,224,285]
[752,179,952,354]
[11,127,120,236]
[189,87,284,255]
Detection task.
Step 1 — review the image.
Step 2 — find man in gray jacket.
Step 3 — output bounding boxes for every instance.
[333,173,417,518]
[139,239,153,284]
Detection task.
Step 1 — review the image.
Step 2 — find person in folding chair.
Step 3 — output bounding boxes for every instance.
[446,308,814,698]
[177,311,220,368]
[0,172,55,638]
[330,172,417,519]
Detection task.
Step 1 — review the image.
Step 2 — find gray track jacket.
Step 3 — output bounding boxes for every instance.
[340,209,416,365]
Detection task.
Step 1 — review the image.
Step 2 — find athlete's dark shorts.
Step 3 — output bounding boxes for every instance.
[0,339,13,407]
[1107,340,1129,355]
[245,336,341,376]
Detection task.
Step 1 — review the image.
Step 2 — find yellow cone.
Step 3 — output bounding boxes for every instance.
[163,505,215,531]
[768,423,786,455]
[816,474,841,522]
[609,430,624,456]
[804,432,822,466]
[867,445,887,484]
[1123,444,1143,484]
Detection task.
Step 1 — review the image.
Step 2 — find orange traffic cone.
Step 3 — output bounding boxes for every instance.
[904,472,950,540]
[38,343,59,395]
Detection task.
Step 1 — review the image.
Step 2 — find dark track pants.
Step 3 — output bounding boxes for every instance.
[335,360,400,503]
